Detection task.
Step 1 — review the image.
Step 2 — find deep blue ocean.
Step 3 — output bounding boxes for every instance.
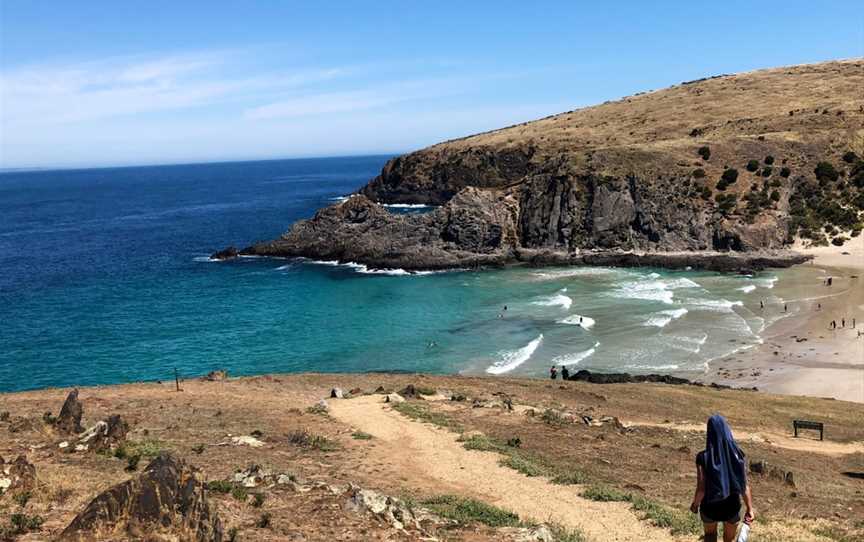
[0,156,821,392]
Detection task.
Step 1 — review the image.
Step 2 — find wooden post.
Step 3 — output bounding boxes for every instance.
[174,368,180,392]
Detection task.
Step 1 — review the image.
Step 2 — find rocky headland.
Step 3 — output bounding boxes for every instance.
[217,60,864,272]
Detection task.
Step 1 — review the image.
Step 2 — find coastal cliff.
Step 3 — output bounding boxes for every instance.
[231,60,864,270]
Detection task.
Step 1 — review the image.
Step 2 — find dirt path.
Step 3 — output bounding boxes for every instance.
[329,395,678,542]
[624,421,864,456]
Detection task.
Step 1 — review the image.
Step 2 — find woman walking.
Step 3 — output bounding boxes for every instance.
[690,415,755,541]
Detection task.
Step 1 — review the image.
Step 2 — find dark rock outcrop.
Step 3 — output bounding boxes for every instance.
[219,61,862,272]
[60,453,223,542]
[209,246,239,261]
[56,389,84,434]
[567,370,693,385]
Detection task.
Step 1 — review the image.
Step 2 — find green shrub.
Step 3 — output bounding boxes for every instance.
[692,168,705,179]
[540,409,568,426]
[227,527,239,542]
[843,151,858,163]
[206,480,235,494]
[780,167,791,178]
[392,402,462,432]
[770,190,781,202]
[582,485,631,502]
[697,146,711,160]
[286,429,339,451]
[231,486,248,502]
[761,166,772,177]
[8,513,44,535]
[832,237,848,246]
[746,160,759,172]
[125,454,141,472]
[255,512,271,529]
[422,495,522,527]
[764,155,775,165]
[251,492,266,508]
[815,161,839,183]
[351,431,373,440]
[551,470,589,485]
[12,491,31,508]
[500,454,545,477]
[721,168,738,183]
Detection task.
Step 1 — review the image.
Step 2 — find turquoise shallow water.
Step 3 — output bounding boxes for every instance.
[0,156,824,392]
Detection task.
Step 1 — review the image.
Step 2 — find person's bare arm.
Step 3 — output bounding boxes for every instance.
[742,483,755,522]
[690,464,705,513]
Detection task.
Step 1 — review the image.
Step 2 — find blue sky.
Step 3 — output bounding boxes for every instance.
[1,1,862,169]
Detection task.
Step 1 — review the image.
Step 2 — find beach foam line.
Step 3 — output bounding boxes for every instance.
[737,285,757,293]
[532,292,573,310]
[531,267,620,281]
[302,259,450,276]
[686,298,744,312]
[486,334,544,375]
[756,276,778,289]
[643,307,689,328]
[381,203,436,209]
[558,314,596,329]
[667,333,708,354]
[552,341,599,366]
[193,256,218,263]
[621,363,681,371]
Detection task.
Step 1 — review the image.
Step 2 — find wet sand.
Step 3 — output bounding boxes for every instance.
[706,236,864,403]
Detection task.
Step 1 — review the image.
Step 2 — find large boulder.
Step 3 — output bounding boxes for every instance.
[77,414,129,453]
[56,389,84,434]
[60,453,223,542]
[0,455,36,496]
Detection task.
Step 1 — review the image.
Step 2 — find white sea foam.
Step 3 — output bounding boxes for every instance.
[667,333,708,354]
[552,342,600,366]
[643,307,689,328]
[193,256,217,262]
[381,203,436,209]
[531,267,619,280]
[755,276,778,289]
[275,264,294,271]
[486,334,544,374]
[610,280,674,304]
[737,285,757,293]
[687,298,744,312]
[558,315,596,329]
[622,363,680,371]
[532,292,573,310]
[303,259,445,276]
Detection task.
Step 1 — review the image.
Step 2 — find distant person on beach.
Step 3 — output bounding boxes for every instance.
[841,318,845,328]
[550,366,558,380]
[817,303,821,311]
[690,415,754,542]
[503,305,507,311]
[561,365,570,380]
[759,300,764,310]
[784,303,787,313]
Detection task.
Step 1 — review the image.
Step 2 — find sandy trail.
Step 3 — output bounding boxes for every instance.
[625,421,864,456]
[330,395,677,542]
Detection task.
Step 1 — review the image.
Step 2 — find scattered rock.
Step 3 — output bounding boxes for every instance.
[345,485,426,532]
[513,524,555,541]
[202,370,228,382]
[384,393,405,404]
[399,384,421,399]
[77,414,129,453]
[0,455,36,496]
[231,436,265,448]
[750,460,795,487]
[56,388,84,434]
[450,393,467,402]
[330,387,344,399]
[348,387,363,396]
[60,453,223,541]
[233,464,270,488]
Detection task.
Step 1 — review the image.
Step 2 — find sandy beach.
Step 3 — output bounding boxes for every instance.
[707,235,864,403]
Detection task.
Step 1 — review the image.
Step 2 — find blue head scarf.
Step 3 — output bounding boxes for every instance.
[703,414,747,502]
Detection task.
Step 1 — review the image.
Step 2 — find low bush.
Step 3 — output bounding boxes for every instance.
[815,161,839,183]
[697,146,711,160]
[764,155,775,165]
[746,160,760,172]
[422,495,522,528]
[692,168,706,179]
[780,167,791,178]
[843,151,858,163]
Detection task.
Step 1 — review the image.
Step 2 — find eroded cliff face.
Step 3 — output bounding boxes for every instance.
[231,60,864,271]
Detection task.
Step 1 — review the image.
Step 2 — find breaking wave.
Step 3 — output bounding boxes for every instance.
[643,307,689,328]
[558,314,596,329]
[552,342,599,366]
[532,292,573,310]
[737,285,757,293]
[486,334,544,375]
